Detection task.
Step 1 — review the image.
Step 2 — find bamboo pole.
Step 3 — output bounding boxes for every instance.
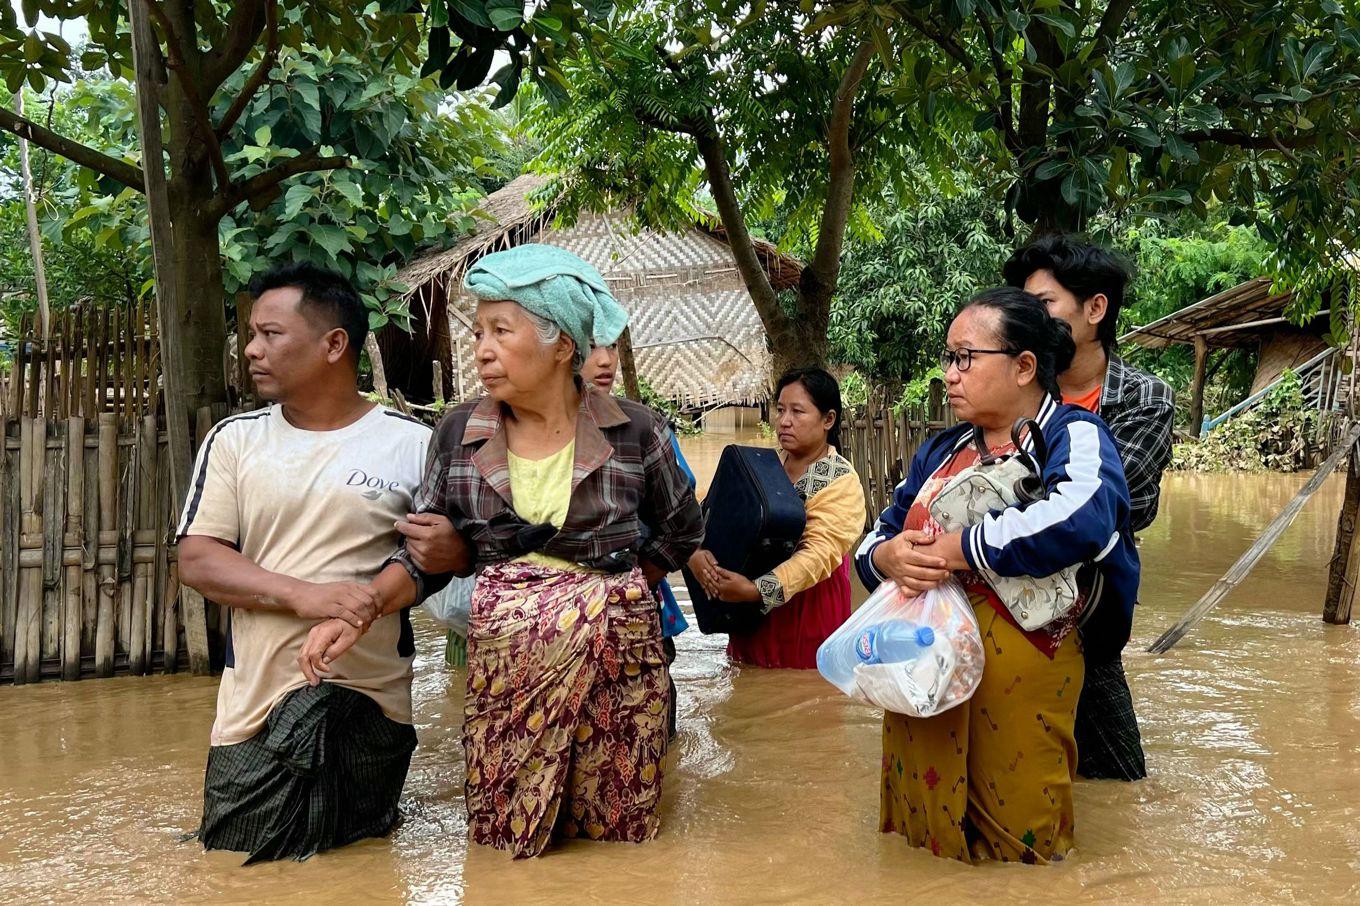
[81,416,99,656]
[129,415,154,674]
[42,420,67,665]
[15,417,44,683]
[1150,422,1360,653]
[0,415,16,673]
[62,416,85,679]
[117,418,135,658]
[158,440,178,673]
[94,413,118,677]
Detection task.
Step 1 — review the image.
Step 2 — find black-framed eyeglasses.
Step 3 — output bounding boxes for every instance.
[940,346,1018,373]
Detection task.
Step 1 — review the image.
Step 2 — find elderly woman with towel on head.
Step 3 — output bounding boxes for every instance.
[392,244,704,858]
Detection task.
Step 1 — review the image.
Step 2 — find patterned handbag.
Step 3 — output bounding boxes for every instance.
[927,418,1080,631]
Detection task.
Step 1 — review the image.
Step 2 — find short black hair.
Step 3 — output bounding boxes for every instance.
[960,287,1076,401]
[1002,234,1131,350]
[247,262,367,364]
[775,366,844,450]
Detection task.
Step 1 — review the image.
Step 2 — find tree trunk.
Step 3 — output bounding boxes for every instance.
[164,176,229,416]
[768,301,831,378]
[1323,444,1360,625]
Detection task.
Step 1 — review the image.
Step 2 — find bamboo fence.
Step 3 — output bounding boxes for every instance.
[0,304,220,683]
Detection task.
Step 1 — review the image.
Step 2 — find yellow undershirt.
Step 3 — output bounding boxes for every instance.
[506,441,581,571]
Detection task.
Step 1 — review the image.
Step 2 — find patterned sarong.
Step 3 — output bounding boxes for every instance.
[464,561,669,859]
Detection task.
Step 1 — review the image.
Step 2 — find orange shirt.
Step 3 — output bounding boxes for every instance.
[1064,384,1102,413]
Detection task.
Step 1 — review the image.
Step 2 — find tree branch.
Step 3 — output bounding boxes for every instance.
[693,122,787,339]
[903,11,976,74]
[216,0,280,137]
[1091,0,1136,59]
[1180,127,1319,150]
[0,107,145,191]
[805,38,875,313]
[974,10,1019,153]
[211,149,350,218]
[203,0,269,92]
[143,0,232,190]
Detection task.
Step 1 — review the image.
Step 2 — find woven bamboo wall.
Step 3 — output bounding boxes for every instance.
[444,212,774,408]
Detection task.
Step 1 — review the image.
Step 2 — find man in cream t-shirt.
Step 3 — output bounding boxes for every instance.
[177,263,466,864]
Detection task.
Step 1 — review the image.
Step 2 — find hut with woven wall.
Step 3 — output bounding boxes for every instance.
[379,174,801,408]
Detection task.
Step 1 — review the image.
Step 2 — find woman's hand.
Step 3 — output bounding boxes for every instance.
[872,529,952,594]
[395,513,471,575]
[915,531,968,571]
[688,550,759,602]
[298,617,364,685]
[707,568,760,603]
[689,550,718,588]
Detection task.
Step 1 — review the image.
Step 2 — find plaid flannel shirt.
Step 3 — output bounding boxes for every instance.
[391,386,702,598]
[1100,354,1175,532]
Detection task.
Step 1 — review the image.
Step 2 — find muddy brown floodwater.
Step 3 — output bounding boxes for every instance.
[3,431,1360,904]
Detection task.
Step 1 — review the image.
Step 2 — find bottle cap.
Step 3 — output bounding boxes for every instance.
[915,626,935,647]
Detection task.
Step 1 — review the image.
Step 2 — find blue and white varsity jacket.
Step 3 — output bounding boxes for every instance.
[853,394,1140,662]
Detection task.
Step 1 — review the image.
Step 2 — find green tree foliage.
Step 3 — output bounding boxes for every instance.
[441,1,935,374]
[0,4,514,409]
[828,167,1013,383]
[0,2,437,412]
[847,0,1360,310]
[1169,370,1330,472]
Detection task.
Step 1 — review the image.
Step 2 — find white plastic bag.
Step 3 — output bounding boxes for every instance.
[422,574,475,637]
[817,578,984,717]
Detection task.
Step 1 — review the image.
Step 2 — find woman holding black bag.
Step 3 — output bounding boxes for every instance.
[853,287,1139,865]
[689,367,865,669]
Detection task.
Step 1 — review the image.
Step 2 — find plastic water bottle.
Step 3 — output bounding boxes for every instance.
[818,620,936,693]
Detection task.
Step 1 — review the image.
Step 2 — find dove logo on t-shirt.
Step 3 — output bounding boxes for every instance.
[346,468,403,500]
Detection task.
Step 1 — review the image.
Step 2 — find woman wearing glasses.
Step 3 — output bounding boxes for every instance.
[854,287,1139,865]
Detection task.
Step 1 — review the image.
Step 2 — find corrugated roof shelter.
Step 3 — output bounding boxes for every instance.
[379,174,801,408]
[1121,276,1337,431]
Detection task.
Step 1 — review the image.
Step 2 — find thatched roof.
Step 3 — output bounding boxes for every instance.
[392,174,802,408]
[1119,276,1323,350]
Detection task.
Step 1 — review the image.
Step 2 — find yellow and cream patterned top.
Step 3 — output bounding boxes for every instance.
[756,448,866,611]
[507,441,581,571]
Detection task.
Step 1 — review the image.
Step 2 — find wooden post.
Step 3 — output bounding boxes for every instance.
[453,335,466,402]
[128,0,210,674]
[366,334,390,400]
[94,413,118,677]
[15,417,44,683]
[0,416,16,674]
[1189,335,1209,437]
[1324,438,1360,624]
[617,326,642,402]
[42,420,67,668]
[432,361,445,405]
[62,416,85,680]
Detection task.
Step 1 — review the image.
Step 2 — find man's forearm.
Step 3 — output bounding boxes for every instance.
[178,537,299,613]
[372,563,419,617]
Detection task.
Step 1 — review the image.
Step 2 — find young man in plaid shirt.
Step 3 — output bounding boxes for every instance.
[1005,235,1175,781]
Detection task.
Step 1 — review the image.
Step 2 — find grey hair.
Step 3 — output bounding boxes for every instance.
[522,308,582,367]
[523,309,561,345]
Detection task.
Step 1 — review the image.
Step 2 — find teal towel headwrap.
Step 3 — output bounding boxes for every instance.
[462,243,629,365]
